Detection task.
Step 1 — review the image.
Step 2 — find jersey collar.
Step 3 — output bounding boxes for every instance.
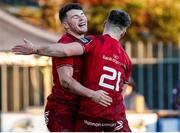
[66,33,91,44]
[66,32,81,41]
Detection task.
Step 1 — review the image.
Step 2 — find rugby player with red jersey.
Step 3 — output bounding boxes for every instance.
[44,33,82,131]
[43,4,90,131]
[12,9,131,131]
[75,34,132,131]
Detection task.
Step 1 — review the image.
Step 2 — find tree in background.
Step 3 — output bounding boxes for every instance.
[37,0,67,33]
[75,0,180,44]
[146,0,180,43]
[3,0,179,43]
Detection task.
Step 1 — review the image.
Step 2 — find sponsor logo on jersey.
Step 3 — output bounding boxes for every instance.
[113,54,119,59]
[102,54,126,70]
[84,120,116,127]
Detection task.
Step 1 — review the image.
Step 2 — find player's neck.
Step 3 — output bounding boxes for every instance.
[103,31,120,41]
[67,31,85,39]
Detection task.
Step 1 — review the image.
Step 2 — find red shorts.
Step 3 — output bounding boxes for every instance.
[75,114,131,132]
[44,99,79,132]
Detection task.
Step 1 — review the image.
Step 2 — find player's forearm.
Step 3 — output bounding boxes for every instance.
[33,42,84,57]
[61,76,94,98]
[33,44,68,57]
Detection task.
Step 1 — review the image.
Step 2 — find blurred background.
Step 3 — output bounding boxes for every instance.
[0,0,180,132]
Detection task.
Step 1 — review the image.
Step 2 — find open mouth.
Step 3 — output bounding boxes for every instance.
[78,22,86,27]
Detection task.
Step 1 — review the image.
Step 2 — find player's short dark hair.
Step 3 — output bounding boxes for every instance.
[108,9,131,29]
[59,3,83,22]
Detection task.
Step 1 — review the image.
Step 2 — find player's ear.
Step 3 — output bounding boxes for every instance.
[62,20,69,29]
[120,30,126,38]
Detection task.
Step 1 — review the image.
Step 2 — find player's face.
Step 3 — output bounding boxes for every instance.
[64,9,88,35]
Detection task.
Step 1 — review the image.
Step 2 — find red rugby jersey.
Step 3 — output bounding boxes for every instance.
[80,34,132,121]
[47,33,83,105]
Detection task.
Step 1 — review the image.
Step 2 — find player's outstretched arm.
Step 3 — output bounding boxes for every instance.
[58,66,113,107]
[12,39,84,57]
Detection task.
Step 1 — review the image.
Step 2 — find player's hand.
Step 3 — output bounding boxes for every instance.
[91,90,112,107]
[12,39,36,55]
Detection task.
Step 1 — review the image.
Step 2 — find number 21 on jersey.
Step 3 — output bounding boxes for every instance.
[99,66,121,91]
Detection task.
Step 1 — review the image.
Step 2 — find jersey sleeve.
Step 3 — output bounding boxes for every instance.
[53,57,73,69]
[53,39,74,68]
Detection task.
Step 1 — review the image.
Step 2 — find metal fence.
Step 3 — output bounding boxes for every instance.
[1,65,52,112]
[0,53,51,112]
[125,41,180,109]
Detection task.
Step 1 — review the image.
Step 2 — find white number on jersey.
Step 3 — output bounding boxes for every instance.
[99,66,121,91]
